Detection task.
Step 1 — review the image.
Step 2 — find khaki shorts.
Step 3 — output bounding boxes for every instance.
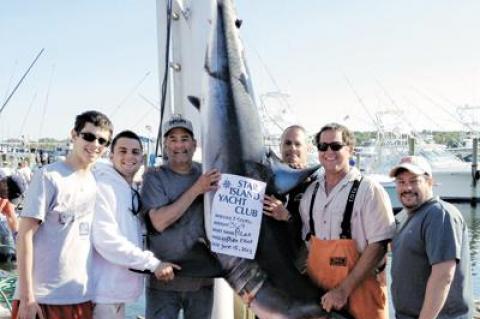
[93,303,125,319]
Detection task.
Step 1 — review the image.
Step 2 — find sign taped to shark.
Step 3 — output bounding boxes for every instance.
[210,174,265,259]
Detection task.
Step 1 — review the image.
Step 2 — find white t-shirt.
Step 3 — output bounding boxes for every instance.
[15,161,97,304]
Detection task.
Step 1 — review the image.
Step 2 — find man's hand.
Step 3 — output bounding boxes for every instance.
[263,195,290,221]
[154,262,181,282]
[192,169,221,195]
[321,286,349,312]
[18,296,45,319]
[0,198,12,215]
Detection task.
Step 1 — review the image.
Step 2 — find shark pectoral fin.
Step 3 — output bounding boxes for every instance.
[187,95,201,110]
[267,151,320,195]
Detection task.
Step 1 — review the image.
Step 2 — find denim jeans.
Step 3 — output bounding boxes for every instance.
[146,285,213,319]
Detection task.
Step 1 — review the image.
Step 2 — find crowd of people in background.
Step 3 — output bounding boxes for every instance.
[0,110,474,319]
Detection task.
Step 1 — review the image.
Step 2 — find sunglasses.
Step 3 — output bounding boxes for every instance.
[79,132,110,147]
[317,142,346,152]
[130,187,143,216]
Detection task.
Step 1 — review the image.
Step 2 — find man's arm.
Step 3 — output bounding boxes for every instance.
[93,185,161,270]
[149,169,220,232]
[16,217,45,319]
[321,241,386,311]
[418,260,456,319]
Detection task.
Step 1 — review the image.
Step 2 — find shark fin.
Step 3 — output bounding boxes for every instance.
[187,95,201,110]
[266,150,320,195]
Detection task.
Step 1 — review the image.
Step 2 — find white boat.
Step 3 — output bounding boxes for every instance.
[359,137,479,211]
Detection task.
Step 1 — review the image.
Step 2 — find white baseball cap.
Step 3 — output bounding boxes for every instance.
[389,156,432,177]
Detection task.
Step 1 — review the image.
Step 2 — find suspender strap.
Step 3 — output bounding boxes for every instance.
[340,178,363,239]
[305,182,320,241]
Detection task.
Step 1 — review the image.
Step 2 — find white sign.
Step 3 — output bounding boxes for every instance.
[210,174,266,259]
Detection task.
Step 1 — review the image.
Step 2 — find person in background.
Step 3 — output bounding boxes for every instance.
[0,175,25,261]
[141,114,220,319]
[0,175,25,235]
[16,160,32,189]
[91,130,179,319]
[300,123,395,319]
[263,125,317,271]
[13,110,113,319]
[389,156,473,319]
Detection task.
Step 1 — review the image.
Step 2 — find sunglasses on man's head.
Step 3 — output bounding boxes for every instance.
[317,142,346,152]
[79,132,110,147]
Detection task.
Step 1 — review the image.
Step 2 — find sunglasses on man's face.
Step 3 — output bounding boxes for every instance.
[317,142,346,152]
[79,132,110,147]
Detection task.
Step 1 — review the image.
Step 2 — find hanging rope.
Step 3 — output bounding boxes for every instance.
[155,0,174,157]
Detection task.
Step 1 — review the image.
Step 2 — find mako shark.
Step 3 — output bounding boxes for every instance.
[195,0,351,318]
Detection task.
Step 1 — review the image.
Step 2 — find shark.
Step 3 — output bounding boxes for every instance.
[192,0,352,318]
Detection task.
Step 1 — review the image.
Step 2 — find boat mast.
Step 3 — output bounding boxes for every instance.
[0,48,45,116]
[155,0,213,156]
[155,1,235,318]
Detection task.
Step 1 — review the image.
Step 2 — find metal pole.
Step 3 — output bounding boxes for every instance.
[471,138,478,206]
[408,137,415,155]
[0,48,45,115]
[473,138,478,187]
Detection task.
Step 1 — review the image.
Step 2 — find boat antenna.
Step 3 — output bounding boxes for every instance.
[155,0,174,157]
[3,60,18,102]
[0,48,45,116]
[19,92,38,137]
[410,85,473,131]
[402,95,443,130]
[39,64,56,139]
[374,78,417,134]
[138,93,160,111]
[343,73,378,129]
[109,71,151,118]
[250,47,293,113]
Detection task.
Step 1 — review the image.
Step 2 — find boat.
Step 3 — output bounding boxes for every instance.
[358,130,479,211]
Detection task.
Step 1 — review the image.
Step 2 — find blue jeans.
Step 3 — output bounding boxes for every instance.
[146,285,213,319]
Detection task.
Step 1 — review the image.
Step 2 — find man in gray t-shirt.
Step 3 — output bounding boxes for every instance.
[389,156,473,319]
[141,114,221,319]
[13,111,113,319]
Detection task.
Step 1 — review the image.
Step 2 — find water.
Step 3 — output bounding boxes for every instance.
[458,203,480,296]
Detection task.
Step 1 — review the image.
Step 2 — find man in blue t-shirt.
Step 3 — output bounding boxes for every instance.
[390,156,473,319]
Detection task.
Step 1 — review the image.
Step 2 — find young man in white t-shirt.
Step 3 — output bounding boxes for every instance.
[13,110,113,319]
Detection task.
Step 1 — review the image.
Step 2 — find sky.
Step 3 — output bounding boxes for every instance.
[1,0,480,141]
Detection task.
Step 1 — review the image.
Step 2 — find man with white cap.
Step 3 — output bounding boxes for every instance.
[389,155,473,319]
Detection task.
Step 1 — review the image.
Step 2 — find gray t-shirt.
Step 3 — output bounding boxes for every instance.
[391,197,473,319]
[16,161,96,304]
[141,162,212,291]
